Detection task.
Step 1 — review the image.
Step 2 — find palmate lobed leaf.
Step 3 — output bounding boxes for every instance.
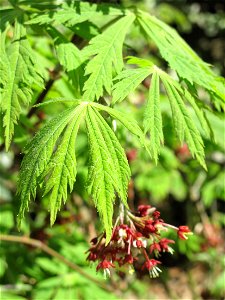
[137,10,225,102]
[112,60,209,166]
[17,101,144,239]
[0,20,43,150]
[82,14,135,101]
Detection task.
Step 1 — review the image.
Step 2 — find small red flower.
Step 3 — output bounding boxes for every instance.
[159,238,175,251]
[177,225,192,240]
[96,259,115,271]
[142,259,161,271]
[96,259,115,278]
[149,242,161,253]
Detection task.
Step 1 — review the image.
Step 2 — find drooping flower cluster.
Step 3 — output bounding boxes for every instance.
[86,204,192,278]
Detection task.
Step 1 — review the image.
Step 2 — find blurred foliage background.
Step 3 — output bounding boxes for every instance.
[0,0,224,299]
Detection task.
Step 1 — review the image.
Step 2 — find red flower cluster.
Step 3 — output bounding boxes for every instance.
[87,205,192,278]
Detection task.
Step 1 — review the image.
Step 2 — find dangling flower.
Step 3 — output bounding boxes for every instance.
[149,242,161,255]
[142,259,162,278]
[177,225,193,240]
[159,238,175,252]
[96,260,115,278]
[142,258,160,270]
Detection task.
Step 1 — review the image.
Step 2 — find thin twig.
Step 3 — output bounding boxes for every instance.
[27,65,61,118]
[0,234,115,293]
[27,78,54,118]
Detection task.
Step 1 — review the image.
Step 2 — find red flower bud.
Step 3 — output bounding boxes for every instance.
[177,226,192,240]
[87,251,98,261]
[138,205,151,217]
[90,237,98,245]
[144,220,156,233]
[153,210,161,219]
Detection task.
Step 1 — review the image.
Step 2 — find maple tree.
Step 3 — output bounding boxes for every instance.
[0,0,224,281]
